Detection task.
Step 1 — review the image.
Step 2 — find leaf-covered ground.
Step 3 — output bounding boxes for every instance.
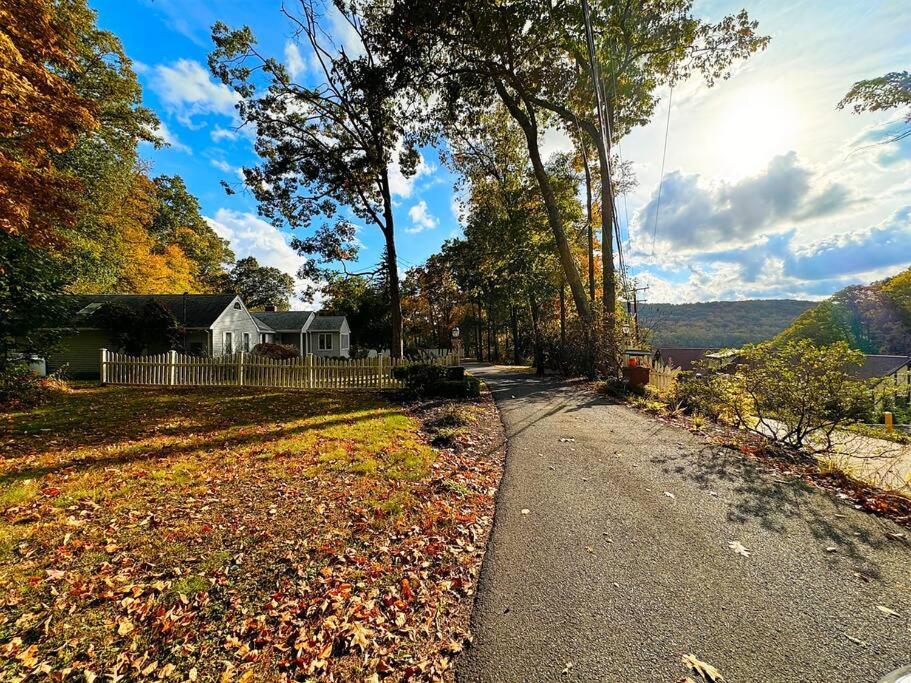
[0,385,504,681]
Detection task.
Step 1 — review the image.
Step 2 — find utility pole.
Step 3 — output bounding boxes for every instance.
[581,0,621,361]
[630,283,649,346]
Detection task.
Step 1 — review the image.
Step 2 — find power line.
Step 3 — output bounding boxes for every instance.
[649,84,674,258]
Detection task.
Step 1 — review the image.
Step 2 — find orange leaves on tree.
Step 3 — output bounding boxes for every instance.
[0,0,99,246]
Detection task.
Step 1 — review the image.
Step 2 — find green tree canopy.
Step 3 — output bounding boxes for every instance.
[226,256,295,311]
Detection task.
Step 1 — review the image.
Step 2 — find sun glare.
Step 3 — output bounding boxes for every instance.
[712,86,800,180]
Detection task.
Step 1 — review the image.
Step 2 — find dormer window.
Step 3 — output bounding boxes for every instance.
[233,301,242,310]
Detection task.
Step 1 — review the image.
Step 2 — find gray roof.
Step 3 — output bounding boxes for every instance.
[252,316,274,333]
[251,310,314,331]
[852,355,911,380]
[64,294,239,329]
[308,315,347,332]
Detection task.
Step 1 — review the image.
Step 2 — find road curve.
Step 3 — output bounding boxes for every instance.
[458,363,911,683]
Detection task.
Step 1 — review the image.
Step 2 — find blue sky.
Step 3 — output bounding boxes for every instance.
[93,0,911,307]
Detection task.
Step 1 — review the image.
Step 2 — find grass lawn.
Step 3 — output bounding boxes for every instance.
[0,385,503,680]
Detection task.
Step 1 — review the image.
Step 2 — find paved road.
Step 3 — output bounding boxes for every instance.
[458,364,911,683]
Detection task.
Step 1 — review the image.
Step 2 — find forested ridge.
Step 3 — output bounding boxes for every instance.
[775,266,911,354]
[639,299,815,348]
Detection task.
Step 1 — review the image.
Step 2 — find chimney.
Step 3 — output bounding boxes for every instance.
[264,303,276,312]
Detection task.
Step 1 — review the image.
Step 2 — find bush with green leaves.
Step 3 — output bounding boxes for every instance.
[731,340,872,451]
[672,370,745,423]
[391,364,477,397]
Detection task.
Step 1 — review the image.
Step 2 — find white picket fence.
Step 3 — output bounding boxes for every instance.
[647,361,680,392]
[100,349,459,390]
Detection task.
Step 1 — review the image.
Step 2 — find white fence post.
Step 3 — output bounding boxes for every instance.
[99,348,107,384]
[237,351,245,387]
[167,350,177,386]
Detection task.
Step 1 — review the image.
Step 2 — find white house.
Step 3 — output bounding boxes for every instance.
[252,310,350,358]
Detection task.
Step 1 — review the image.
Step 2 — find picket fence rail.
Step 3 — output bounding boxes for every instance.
[100,349,459,390]
[647,361,680,392]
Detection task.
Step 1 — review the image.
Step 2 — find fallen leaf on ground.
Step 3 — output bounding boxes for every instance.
[876,605,901,617]
[521,508,530,515]
[561,662,573,674]
[681,654,724,682]
[845,634,867,647]
[664,491,676,499]
[825,546,837,553]
[559,438,576,443]
[727,541,750,558]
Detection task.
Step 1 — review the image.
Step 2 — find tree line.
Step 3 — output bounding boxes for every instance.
[207,0,770,367]
[0,0,298,368]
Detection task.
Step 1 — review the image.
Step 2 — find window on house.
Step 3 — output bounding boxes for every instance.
[318,333,332,351]
[233,301,242,310]
[243,332,251,352]
[341,333,350,350]
[260,333,267,344]
[224,331,233,354]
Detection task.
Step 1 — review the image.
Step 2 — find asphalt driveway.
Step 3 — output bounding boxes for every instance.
[458,364,911,683]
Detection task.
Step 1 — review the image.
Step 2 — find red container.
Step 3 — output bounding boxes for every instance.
[622,365,650,388]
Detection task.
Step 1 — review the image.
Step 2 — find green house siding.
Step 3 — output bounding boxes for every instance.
[46,330,111,379]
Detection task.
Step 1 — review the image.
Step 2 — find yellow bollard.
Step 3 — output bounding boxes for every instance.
[884,412,894,432]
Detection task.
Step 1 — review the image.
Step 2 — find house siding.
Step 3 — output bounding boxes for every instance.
[308,323,350,358]
[46,330,111,379]
[210,299,261,356]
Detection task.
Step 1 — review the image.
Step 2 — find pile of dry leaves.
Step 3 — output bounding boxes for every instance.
[0,385,505,680]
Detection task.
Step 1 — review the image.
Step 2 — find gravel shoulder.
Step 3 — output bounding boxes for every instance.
[458,364,911,683]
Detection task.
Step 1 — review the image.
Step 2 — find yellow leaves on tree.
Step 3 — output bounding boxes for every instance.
[0,0,99,245]
[111,173,199,294]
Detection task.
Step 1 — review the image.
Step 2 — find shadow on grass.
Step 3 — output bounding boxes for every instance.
[0,385,409,485]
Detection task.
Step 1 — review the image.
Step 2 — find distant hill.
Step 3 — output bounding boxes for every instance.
[775,267,911,354]
[639,299,816,348]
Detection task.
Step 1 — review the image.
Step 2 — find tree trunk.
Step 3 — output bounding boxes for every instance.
[595,140,616,333]
[559,280,567,349]
[511,304,520,365]
[528,292,544,376]
[580,136,596,303]
[475,297,483,361]
[494,81,592,326]
[485,296,492,361]
[379,170,403,359]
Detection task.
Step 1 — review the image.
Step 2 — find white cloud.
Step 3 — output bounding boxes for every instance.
[210,159,245,182]
[406,200,437,233]
[146,121,191,154]
[204,209,312,309]
[147,59,239,127]
[388,145,434,198]
[632,206,911,303]
[326,4,365,58]
[284,41,306,80]
[635,152,852,254]
[539,125,574,161]
[211,125,240,143]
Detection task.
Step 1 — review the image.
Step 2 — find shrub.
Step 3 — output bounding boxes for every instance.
[672,371,745,423]
[392,364,478,398]
[251,342,299,360]
[392,364,446,394]
[731,340,871,452]
[0,363,68,411]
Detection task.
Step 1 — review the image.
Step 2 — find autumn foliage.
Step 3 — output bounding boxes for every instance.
[0,0,98,245]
